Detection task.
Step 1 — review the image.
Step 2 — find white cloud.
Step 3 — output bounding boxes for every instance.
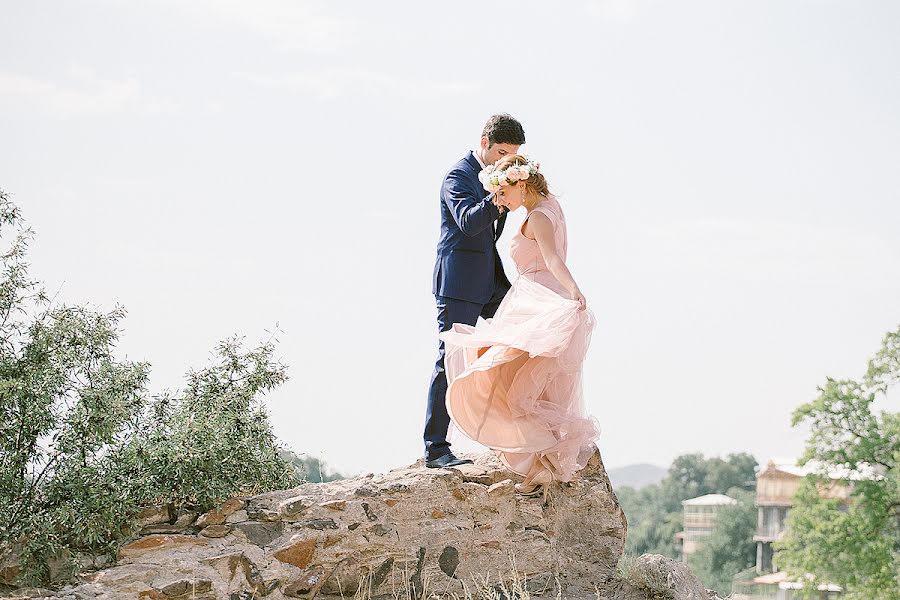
[0,66,177,117]
[154,0,351,53]
[235,69,477,101]
[585,0,637,22]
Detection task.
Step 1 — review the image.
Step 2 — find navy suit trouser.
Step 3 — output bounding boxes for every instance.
[424,284,509,461]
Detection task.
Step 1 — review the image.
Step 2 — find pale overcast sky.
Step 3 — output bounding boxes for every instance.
[2,1,898,478]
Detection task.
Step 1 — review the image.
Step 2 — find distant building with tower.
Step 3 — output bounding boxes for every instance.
[675,493,737,560]
[731,457,882,599]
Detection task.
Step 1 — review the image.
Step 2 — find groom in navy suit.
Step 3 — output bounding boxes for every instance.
[424,113,526,468]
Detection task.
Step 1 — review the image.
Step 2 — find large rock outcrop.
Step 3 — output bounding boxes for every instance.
[2,447,722,599]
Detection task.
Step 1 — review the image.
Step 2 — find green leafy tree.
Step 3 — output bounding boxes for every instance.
[122,334,298,513]
[773,325,900,600]
[0,190,298,585]
[618,452,757,558]
[617,484,684,557]
[280,449,347,483]
[686,488,757,597]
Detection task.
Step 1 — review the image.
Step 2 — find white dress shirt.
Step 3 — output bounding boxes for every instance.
[472,149,486,169]
[473,149,507,220]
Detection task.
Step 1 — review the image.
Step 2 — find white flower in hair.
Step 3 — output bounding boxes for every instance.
[478,157,540,193]
[478,164,495,186]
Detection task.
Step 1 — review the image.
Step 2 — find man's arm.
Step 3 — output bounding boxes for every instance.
[441,170,505,237]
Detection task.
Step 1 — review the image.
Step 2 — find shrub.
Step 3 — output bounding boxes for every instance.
[0,190,297,585]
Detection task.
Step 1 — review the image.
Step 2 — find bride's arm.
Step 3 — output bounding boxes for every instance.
[530,212,587,309]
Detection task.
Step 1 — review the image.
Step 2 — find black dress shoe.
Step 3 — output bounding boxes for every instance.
[425,452,474,468]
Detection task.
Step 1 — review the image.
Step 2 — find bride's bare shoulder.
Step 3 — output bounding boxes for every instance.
[523,208,553,239]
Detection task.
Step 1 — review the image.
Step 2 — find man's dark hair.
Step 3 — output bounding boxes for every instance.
[482,113,526,146]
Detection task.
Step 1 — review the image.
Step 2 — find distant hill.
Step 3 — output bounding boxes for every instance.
[607,462,668,489]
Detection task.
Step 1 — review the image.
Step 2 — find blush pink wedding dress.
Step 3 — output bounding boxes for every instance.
[438,193,601,492]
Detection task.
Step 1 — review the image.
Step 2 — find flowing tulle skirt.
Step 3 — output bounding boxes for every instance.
[438,275,601,484]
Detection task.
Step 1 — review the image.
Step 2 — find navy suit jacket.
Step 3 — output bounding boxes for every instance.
[431,151,512,304]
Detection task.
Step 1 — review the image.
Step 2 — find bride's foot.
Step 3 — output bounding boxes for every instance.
[515,468,553,500]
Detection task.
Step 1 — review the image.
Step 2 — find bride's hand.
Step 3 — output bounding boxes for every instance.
[571,287,587,311]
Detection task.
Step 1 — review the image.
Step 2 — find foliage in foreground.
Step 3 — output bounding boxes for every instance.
[773,325,900,600]
[0,190,298,585]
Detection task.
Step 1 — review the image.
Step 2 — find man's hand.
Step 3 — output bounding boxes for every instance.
[491,192,508,214]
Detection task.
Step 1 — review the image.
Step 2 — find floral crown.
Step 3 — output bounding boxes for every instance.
[478,157,541,194]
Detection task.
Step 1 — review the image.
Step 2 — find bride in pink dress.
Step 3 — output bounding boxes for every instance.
[438,154,601,500]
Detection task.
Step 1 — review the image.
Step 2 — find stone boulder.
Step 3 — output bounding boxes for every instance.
[610,554,723,600]
[5,446,722,599]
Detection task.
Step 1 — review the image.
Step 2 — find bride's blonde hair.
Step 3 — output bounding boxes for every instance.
[494,154,549,210]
